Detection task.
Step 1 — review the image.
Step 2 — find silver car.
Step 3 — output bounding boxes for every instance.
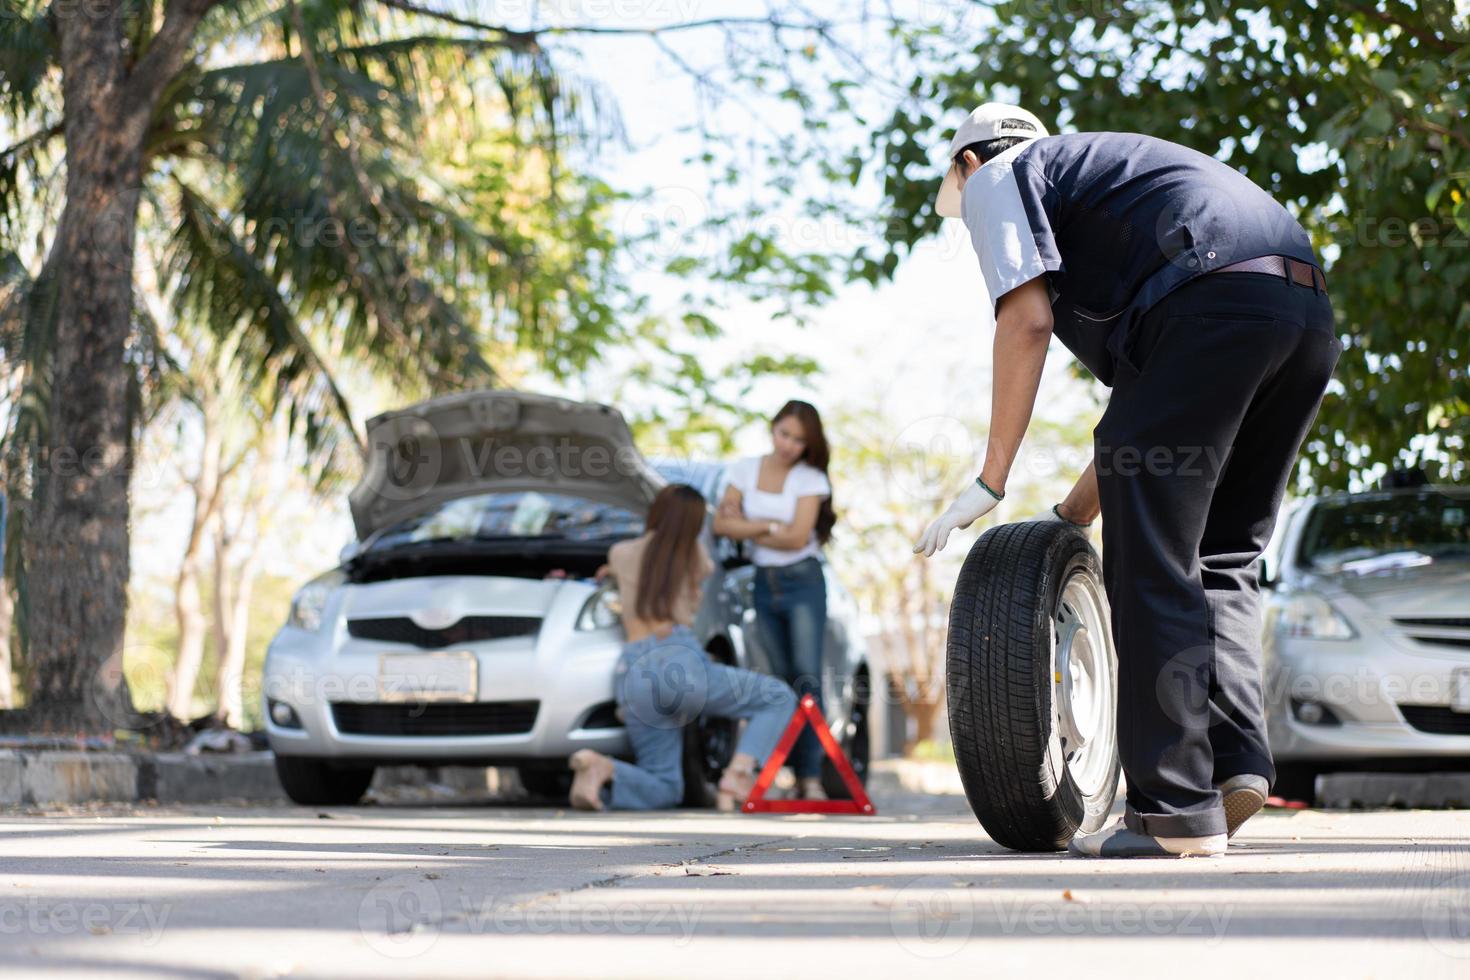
[1261,483,1470,796]
[261,389,871,805]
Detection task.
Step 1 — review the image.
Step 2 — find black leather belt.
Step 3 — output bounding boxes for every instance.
[1210,254,1326,290]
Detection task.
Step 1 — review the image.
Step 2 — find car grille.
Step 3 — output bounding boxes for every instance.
[1399,705,1470,736]
[331,701,540,736]
[347,615,541,648]
[1392,616,1470,650]
[1395,617,1470,629]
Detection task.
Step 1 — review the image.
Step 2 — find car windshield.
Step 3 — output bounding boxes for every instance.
[367,491,645,553]
[1297,489,1470,572]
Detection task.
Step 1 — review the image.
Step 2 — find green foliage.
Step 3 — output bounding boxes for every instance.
[869,1,1469,490]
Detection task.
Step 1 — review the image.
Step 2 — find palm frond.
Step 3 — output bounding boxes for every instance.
[0,120,62,243]
[0,3,57,123]
[0,241,58,674]
[166,178,361,483]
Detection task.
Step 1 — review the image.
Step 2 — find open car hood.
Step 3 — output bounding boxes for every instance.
[348,389,664,540]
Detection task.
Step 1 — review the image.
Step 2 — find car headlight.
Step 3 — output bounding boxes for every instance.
[1277,593,1356,640]
[576,585,623,632]
[287,569,346,632]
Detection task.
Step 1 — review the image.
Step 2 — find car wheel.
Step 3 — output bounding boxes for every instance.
[681,711,737,808]
[947,520,1121,852]
[822,670,871,799]
[517,767,574,800]
[273,755,375,806]
[1270,762,1319,804]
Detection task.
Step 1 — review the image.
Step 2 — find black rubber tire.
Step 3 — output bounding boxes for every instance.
[1270,762,1319,804]
[822,671,871,800]
[681,713,736,807]
[517,767,573,800]
[947,520,1121,852]
[273,755,375,806]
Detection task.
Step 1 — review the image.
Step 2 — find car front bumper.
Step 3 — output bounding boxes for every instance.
[1265,630,1470,762]
[262,623,632,764]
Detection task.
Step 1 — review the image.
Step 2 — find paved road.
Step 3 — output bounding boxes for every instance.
[2,790,1468,978]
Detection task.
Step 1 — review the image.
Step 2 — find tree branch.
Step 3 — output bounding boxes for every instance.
[1403,116,1470,153]
[373,0,813,43]
[126,0,223,114]
[1348,2,1457,53]
[0,122,64,162]
[372,0,540,48]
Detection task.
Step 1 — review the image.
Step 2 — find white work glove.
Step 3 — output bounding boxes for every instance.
[914,480,1003,557]
[1032,503,1095,539]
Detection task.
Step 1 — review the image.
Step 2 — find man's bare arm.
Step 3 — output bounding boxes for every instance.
[978,276,1054,495]
[1059,460,1100,524]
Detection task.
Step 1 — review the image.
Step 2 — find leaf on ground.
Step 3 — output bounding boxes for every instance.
[683,864,734,876]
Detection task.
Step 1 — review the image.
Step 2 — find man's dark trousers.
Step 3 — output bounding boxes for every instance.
[1094,270,1341,838]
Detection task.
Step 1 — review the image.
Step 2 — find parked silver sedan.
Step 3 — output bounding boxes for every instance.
[1262,483,1470,795]
[261,389,871,806]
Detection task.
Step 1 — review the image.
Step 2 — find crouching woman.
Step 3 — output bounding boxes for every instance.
[568,484,797,812]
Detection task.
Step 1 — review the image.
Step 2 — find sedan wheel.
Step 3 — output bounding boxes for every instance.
[946,520,1121,851]
[273,755,375,806]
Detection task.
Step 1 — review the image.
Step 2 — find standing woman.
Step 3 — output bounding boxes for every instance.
[713,400,837,801]
[569,484,796,812]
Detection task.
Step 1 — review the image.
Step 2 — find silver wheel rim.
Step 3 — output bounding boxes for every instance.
[1052,568,1117,797]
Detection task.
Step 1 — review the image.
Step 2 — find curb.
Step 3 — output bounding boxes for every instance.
[0,750,139,806]
[3,749,970,807]
[0,750,522,806]
[0,750,290,806]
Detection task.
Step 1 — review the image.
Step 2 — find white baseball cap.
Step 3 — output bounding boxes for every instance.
[934,103,1049,218]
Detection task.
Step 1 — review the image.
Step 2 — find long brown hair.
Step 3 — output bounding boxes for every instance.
[773,400,837,545]
[635,483,708,623]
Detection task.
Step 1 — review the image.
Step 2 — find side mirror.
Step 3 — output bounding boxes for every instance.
[1257,558,1274,589]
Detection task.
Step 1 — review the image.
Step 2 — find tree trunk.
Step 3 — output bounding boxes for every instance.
[213,526,261,730]
[212,432,274,729]
[18,0,217,733]
[168,410,222,720]
[22,8,146,733]
[0,585,14,709]
[896,555,945,747]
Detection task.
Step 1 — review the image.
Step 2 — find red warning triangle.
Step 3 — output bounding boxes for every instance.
[742,694,876,815]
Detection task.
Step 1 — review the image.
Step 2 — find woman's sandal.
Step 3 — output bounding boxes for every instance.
[715,765,758,812]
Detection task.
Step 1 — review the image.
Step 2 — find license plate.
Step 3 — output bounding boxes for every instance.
[1452,668,1470,714]
[378,652,478,703]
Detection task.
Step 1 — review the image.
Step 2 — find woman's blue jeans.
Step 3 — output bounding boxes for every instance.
[752,556,828,779]
[605,625,797,810]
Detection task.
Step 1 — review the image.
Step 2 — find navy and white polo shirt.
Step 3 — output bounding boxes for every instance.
[961,132,1318,386]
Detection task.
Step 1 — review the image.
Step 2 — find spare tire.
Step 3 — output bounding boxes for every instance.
[946,519,1121,851]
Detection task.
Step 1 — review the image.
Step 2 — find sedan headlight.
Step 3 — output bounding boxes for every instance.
[287,569,347,632]
[1277,593,1356,640]
[576,585,623,632]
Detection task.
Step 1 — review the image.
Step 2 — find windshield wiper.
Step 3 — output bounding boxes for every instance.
[472,531,566,542]
[1339,550,1434,575]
